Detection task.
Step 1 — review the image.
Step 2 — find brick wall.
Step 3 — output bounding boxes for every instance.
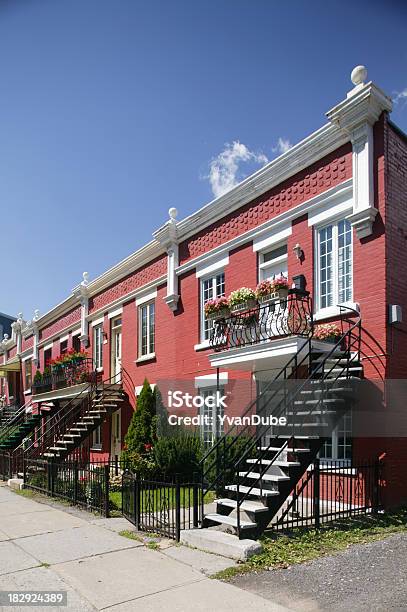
[40,306,81,342]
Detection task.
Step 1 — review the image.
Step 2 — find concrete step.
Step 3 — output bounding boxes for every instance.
[205,513,257,530]
[239,472,290,482]
[215,498,269,514]
[180,528,262,561]
[258,446,310,452]
[225,484,279,498]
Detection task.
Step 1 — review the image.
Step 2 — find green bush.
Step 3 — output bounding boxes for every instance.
[122,379,156,458]
[153,433,203,480]
[203,434,254,489]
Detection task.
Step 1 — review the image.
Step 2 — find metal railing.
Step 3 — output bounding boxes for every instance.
[122,471,202,541]
[32,358,96,395]
[273,458,382,531]
[210,291,313,352]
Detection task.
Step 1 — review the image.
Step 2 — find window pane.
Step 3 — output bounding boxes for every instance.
[94,326,103,369]
[149,302,155,354]
[319,225,333,309]
[263,244,288,262]
[338,219,352,303]
[141,306,148,355]
[202,274,225,341]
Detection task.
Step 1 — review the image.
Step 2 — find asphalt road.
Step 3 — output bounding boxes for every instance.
[231,532,407,612]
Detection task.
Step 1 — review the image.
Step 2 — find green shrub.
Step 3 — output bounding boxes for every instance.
[122,450,157,479]
[153,433,203,480]
[203,434,254,489]
[123,379,156,457]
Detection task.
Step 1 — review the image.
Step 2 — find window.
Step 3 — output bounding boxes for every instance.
[72,334,81,353]
[92,425,102,449]
[60,339,68,355]
[93,325,103,370]
[25,359,32,390]
[259,244,288,282]
[139,302,155,357]
[199,386,225,448]
[44,348,52,368]
[316,219,352,311]
[201,272,225,341]
[320,413,352,461]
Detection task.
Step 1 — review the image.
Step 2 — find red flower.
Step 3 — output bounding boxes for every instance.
[144,443,153,452]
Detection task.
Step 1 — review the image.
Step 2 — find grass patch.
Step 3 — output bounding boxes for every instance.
[119,529,143,542]
[39,562,50,568]
[110,488,215,511]
[213,508,407,580]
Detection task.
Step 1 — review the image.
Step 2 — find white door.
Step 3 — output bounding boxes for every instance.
[111,411,121,460]
[111,317,122,383]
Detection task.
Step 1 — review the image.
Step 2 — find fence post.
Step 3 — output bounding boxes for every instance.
[104,464,110,518]
[373,458,381,514]
[47,461,52,496]
[115,455,118,476]
[192,472,199,528]
[313,458,320,529]
[134,476,140,530]
[73,462,78,504]
[175,474,181,542]
[23,457,26,487]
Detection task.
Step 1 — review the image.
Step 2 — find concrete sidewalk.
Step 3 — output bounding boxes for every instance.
[0,484,286,611]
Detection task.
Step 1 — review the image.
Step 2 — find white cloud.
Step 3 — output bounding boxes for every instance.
[207,141,268,198]
[394,88,407,104]
[272,137,292,155]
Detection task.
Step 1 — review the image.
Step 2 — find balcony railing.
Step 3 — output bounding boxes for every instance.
[32,358,97,395]
[210,290,313,352]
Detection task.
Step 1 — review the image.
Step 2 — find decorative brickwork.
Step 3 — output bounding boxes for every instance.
[89,254,167,314]
[179,145,352,264]
[40,306,81,341]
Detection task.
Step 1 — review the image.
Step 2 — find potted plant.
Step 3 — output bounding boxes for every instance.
[256,279,275,304]
[271,275,289,299]
[228,287,257,313]
[314,322,342,344]
[204,296,230,321]
[33,370,43,389]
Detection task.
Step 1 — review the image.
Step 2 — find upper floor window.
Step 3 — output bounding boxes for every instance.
[139,301,155,357]
[44,348,52,368]
[60,339,68,355]
[316,219,352,311]
[201,272,225,342]
[25,359,32,390]
[259,244,288,282]
[93,325,103,370]
[72,334,81,353]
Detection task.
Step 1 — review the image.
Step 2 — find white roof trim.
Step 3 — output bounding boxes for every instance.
[135,289,157,307]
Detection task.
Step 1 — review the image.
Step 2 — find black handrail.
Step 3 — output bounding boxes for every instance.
[0,400,33,443]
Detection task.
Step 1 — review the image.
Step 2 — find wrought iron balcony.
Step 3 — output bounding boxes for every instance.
[32,358,97,395]
[210,291,313,352]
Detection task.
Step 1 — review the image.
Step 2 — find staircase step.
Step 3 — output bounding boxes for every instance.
[204,513,257,530]
[239,471,290,482]
[225,484,279,498]
[43,452,59,457]
[49,446,67,451]
[215,498,269,514]
[294,398,345,406]
[62,433,81,439]
[246,458,300,467]
[258,446,310,453]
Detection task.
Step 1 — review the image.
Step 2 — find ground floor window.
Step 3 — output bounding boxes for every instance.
[92,425,102,450]
[320,413,352,461]
[199,386,225,448]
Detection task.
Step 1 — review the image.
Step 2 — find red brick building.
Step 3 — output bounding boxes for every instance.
[1,66,407,511]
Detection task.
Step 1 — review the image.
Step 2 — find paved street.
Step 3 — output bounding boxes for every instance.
[0,484,286,612]
[232,531,407,611]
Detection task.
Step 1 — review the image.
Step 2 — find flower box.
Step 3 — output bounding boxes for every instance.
[230,299,257,313]
[258,288,289,304]
[206,308,230,321]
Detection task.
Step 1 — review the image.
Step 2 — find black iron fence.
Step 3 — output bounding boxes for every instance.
[23,458,110,516]
[32,358,97,395]
[122,471,202,541]
[273,458,382,532]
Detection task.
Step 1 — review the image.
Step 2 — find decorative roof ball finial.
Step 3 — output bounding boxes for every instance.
[168,207,178,222]
[351,65,368,87]
[33,309,40,321]
[82,271,89,286]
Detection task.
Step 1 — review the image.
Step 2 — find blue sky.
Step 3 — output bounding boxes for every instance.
[1,0,406,319]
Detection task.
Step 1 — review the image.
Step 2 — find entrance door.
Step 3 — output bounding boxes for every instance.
[111,317,122,384]
[111,411,121,460]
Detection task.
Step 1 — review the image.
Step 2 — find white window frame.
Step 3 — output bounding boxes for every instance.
[92,424,102,450]
[315,217,353,316]
[258,242,288,283]
[320,413,352,462]
[138,300,155,359]
[93,324,104,371]
[200,271,225,343]
[199,385,225,448]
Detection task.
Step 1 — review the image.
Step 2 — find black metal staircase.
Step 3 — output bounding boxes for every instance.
[200,306,362,539]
